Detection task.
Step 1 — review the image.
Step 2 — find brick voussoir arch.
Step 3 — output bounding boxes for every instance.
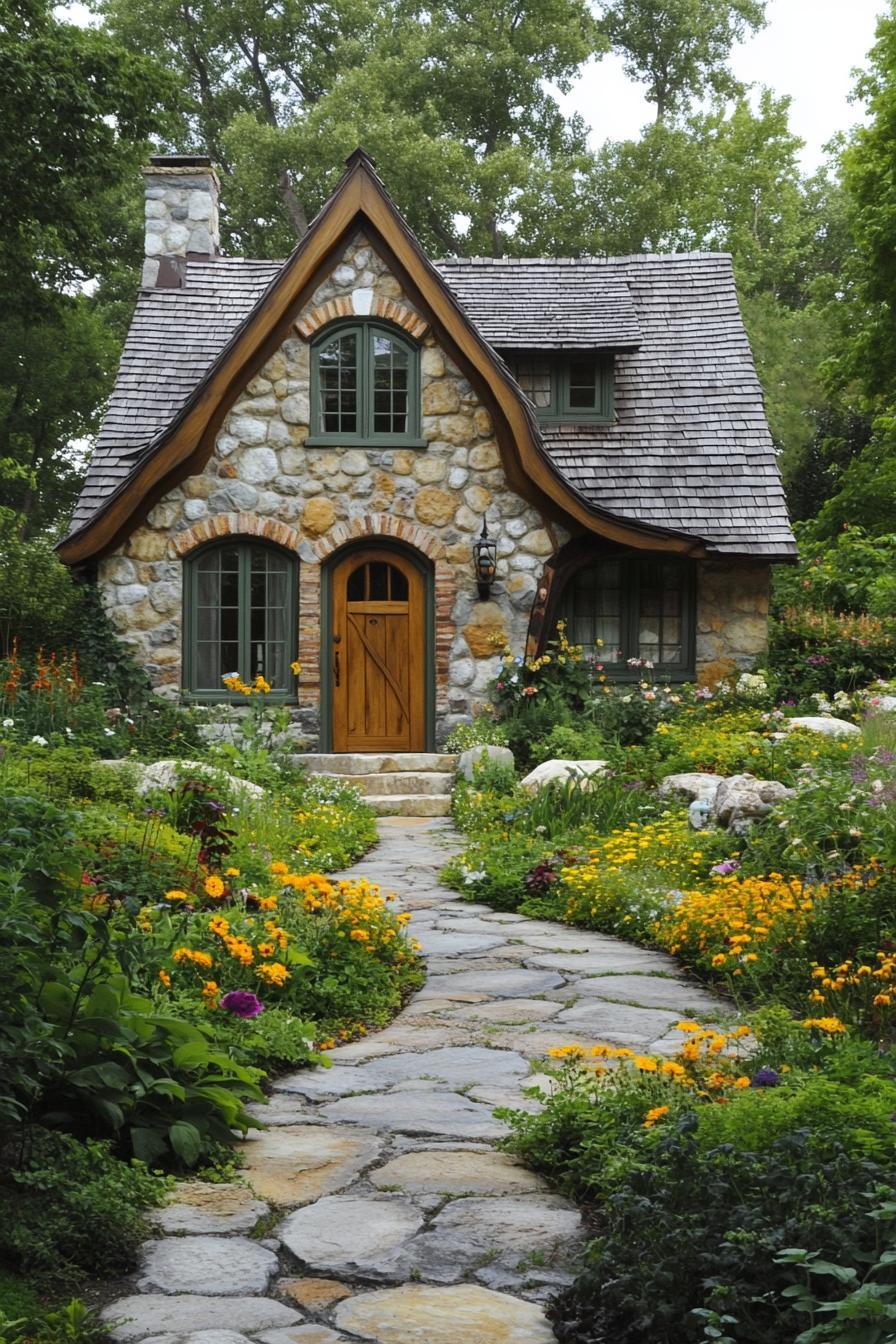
[296,296,429,342]
[171,513,302,558]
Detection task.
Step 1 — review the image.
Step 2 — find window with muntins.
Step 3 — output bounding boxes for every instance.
[508,353,613,422]
[310,323,423,445]
[184,540,298,699]
[560,555,695,678]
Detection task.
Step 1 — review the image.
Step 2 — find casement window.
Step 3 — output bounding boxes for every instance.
[308,322,425,446]
[559,555,695,679]
[508,353,613,422]
[183,540,298,700]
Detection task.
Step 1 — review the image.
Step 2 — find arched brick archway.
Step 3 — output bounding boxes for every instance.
[171,513,302,558]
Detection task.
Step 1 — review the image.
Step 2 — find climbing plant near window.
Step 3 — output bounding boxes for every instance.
[183,540,298,700]
[309,323,424,445]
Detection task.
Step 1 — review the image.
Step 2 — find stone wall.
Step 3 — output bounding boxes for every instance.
[696,560,771,686]
[99,231,568,744]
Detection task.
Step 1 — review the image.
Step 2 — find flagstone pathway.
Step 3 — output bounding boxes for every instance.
[104,818,728,1344]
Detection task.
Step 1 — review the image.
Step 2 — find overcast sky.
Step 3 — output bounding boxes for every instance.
[557,0,887,170]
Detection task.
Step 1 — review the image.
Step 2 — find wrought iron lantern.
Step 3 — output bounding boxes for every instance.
[473,519,498,600]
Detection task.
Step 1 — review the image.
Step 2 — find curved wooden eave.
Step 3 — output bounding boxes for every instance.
[57,157,708,566]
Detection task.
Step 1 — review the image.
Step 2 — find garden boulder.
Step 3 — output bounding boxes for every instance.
[457,744,515,780]
[782,716,860,739]
[657,772,725,806]
[101,758,266,803]
[869,694,896,713]
[710,772,795,833]
[520,759,608,793]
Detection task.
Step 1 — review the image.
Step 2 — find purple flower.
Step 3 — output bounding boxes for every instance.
[220,990,264,1019]
[711,860,741,876]
[750,1068,780,1088]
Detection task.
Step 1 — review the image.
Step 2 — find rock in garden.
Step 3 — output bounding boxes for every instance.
[520,759,608,792]
[319,1089,506,1139]
[137,1235,278,1296]
[456,744,515,780]
[783,716,860,739]
[100,758,266,802]
[332,1283,556,1343]
[657,772,725,804]
[710,773,794,831]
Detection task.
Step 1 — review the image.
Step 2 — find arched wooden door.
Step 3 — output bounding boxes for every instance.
[330,547,426,752]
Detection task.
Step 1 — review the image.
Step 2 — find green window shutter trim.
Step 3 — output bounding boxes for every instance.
[183,540,298,703]
[309,321,423,445]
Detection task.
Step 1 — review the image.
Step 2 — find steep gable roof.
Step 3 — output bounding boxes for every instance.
[59,151,795,565]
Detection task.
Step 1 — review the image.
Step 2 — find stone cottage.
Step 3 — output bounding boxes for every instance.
[58,150,796,753]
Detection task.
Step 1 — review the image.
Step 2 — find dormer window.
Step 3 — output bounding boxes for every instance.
[308,322,425,446]
[508,354,613,423]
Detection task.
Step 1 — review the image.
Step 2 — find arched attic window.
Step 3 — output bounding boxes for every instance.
[308,322,425,447]
[183,539,298,700]
[558,552,696,680]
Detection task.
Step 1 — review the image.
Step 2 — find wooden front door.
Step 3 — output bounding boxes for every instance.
[331,548,426,752]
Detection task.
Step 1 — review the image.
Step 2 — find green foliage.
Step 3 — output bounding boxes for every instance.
[768,607,896,700]
[544,1121,895,1344]
[0,1129,170,1280]
[774,525,896,617]
[443,715,509,753]
[597,0,766,123]
[0,1297,111,1344]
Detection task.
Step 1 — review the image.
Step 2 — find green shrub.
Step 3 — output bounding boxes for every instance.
[0,1129,170,1280]
[530,722,610,764]
[444,715,509,752]
[769,607,896,700]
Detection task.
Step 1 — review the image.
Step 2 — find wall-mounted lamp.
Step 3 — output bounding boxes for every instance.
[473,518,498,600]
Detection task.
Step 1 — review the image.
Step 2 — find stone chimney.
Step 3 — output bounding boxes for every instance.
[142,154,221,288]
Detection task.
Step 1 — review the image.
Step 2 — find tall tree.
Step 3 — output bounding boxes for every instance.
[100,0,602,255]
[596,0,766,124]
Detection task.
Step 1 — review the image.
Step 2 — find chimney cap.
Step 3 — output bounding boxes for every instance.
[148,154,214,169]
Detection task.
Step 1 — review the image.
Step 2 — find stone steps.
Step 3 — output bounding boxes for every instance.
[297,752,458,817]
[366,795,453,817]
[315,770,455,797]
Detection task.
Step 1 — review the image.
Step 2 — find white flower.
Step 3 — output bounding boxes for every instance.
[2,718,13,728]
[30,735,48,746]
[463,869,487,885]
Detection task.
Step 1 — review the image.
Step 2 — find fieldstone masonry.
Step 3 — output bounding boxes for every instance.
[99,226,773,746]
[142,160,221,288]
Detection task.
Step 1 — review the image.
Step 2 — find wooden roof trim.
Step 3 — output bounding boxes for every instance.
[58,153,708,565]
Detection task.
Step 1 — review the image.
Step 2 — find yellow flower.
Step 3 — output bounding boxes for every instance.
[204,875,225,899]
[800,1016,847,1034]
[225,867,240,877]
[257,961,290,986]
[158,969,171,987]
[674,1021,702,1033]
[269,861,289,875]
[290,660,302,676]
[643,1105,670,1128]
[547,1044,585,1059]
[165,889,189,902]
[350,928,370,942]
[633,1055,658,1072]
[201,980,219,1007]
[208,916,230,937]
[733,1076,751,1089]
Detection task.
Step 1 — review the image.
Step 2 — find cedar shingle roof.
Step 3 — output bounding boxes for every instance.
[67,249,795,560]
[436,258,642,349]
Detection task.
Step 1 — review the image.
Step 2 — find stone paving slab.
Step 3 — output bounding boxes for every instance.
[108,816,726,1344]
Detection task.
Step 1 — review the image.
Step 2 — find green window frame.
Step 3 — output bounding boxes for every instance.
[307,321,425,447]
[507,353,614,423]
[183,539,298,702]
[559,554,695,680]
